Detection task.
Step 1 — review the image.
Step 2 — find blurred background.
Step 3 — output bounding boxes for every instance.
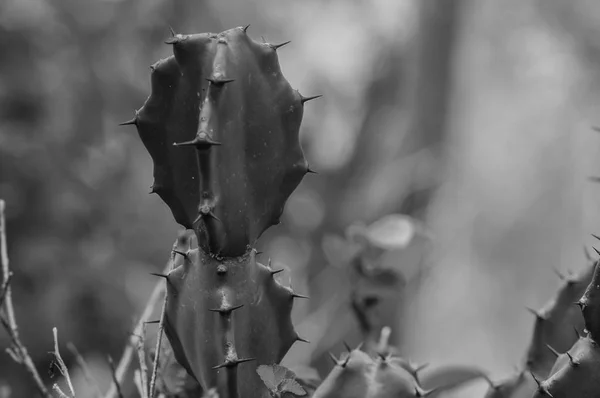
[2,0,600,397]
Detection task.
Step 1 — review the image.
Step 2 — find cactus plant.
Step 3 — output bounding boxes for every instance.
[123,25,318,398]
[530,259,600,397]
[481,257,596,398]
[311,346,433,398]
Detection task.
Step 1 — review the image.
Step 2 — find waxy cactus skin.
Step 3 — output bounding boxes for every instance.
[125,25,317,398]
[312,348,433,398]
[127,25,315,258]
[531,260,600,397]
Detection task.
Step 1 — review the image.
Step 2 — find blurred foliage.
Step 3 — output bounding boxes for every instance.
[3,0,600,397]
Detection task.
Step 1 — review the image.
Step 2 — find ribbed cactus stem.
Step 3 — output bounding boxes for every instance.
[127,25,317,397]
[530,260,600,397]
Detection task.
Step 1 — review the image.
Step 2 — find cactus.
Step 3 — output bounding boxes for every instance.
[530,259,600,397]
[311,346,433,398]
[480,258,595,398]
[523,261,594,379]
[124,25,317,398]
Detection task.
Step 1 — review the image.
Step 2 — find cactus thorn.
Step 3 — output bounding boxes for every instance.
[208,304,244,314]
[530,371,542,387]
[300,94,323,104]
[584,246,592,261]
[529,372,554,396]
[270,40,291,51]
[172,249,188,258]
[168,26,176,36]
[212,357,256,369]
[526,306,544,320]
[144,320,160,325]
[291,292,309,300]
[566,352,580,366]
[271,269,284,276]
[173,135,222,149]
[242,24,250,33]
[552,267,565,280]
[204,210,221,222]
[342,341,352,353]
[593,246,600,257]
[545,344,560,358]
[340,353,350,367]
[328,352,338,365]
[193,208,221,224]
[296,335,310,344]
[119,117,137,126]
[574,300,586,310]
[354,342,363,352]
[306,166,318,174]
[150,272,169,280]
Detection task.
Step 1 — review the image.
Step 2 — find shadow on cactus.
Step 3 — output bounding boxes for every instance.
[123,25,319,398]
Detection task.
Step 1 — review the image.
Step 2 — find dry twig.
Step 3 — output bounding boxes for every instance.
[51,327,76,397]
[104,239,179,398]
[135,323,149,398]
[0,199,52,398]
[67,342,103,398]
[149,292,168,398]
[107,356,124,398]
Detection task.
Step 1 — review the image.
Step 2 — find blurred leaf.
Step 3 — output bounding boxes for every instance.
[321,233,361,268]
[364,214,416,250]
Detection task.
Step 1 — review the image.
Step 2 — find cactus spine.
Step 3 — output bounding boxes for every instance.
[125,25,317,397]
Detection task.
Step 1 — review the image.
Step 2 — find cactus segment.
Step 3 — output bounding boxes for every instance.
[530,260,600,397]
[129,26,315,256]
[312,348,435,398]
[162,247,300,398]
[523,260,594,379]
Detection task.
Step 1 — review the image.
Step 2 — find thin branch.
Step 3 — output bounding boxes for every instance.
[135,324,149,398]
[149,292,168,398]
[107,356,124,398]
[0,199,52,398]
[52,327,76,397]
[0,271,12,309]
[53,384,71,398]
[67,342,103,398]
[104,239,179,398]
[133,370,144,398]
